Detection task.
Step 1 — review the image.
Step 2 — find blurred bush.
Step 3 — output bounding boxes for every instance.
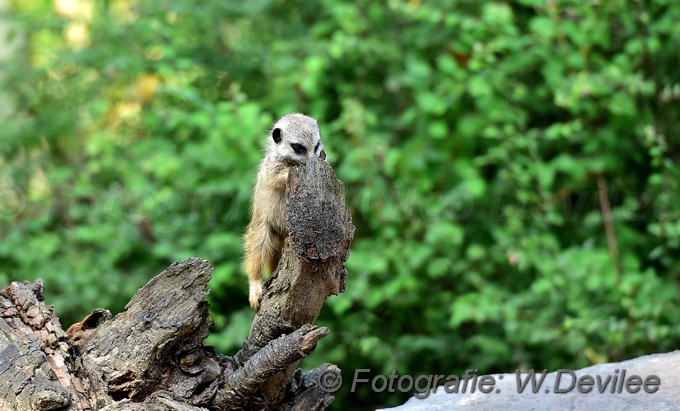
[1,0,679,409]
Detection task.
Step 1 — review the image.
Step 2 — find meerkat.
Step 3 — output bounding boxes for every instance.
[243,113,325,309]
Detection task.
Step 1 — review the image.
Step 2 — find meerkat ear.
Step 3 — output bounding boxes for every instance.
[272,128,282,144]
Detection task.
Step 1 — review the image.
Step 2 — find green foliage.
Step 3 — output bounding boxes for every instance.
[2,0,680,409]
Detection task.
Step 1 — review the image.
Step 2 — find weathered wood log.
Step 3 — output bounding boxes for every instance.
[0,279,74,411]
[234,156,354,408]
[0,157,354,410]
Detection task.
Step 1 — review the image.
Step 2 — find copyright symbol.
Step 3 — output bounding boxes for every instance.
[317,368,342,393]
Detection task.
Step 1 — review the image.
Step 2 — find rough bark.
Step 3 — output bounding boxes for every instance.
[0,157,353,411]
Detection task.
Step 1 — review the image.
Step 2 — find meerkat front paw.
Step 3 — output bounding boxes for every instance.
[249,281,263,310]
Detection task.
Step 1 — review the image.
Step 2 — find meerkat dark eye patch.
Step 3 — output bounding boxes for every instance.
[272,128,282,144]
[290,143,307,154]
[314,142,320,153]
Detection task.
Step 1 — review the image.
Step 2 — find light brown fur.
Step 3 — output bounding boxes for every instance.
[243,114,324,309]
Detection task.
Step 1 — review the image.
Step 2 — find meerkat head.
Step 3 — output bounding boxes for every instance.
[268,113,325,165]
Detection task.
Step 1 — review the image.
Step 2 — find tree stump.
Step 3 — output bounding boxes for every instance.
[0,157,354,411]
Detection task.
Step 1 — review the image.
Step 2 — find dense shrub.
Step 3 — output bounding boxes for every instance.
[1,0,679,408]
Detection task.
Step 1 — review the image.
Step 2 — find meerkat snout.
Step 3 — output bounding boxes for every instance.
[243,113,325,310]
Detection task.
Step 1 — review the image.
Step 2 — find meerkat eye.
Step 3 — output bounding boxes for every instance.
[314,142,320,153]
[272,128,282,144]
[290,143,307,154]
